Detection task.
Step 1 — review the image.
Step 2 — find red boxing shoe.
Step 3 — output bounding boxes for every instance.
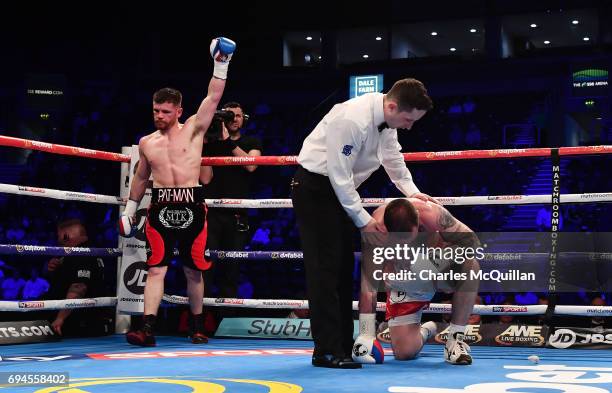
[191,332,209,344]
[126,330,156,347]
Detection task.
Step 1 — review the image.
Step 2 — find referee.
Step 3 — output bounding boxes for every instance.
[291,78,434,368]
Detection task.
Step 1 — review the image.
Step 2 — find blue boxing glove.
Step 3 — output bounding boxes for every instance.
[210,37,236,80]
[118,199,138,238]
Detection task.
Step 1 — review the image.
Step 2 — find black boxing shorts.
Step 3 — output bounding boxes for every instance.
[145,187,211,271]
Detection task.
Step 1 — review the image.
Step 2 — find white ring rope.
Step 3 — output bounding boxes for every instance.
[157,296,609,317]
[0,183,123,205]
[3,297,610,317]
[1,182,611,207]
[164,296,549,315]
[206,194,612,208]
[0,297,117,312]
[553,305,612,317]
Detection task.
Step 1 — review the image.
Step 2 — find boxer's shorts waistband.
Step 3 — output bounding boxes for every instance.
[151,187,204,204]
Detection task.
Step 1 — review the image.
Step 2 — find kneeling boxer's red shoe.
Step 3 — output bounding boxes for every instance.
[190,331,209,344]
[126,329,156,347]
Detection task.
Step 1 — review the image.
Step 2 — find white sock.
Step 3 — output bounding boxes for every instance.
[420,326,430,343]
[448,323,466,340]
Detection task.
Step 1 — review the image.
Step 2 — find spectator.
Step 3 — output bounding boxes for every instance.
[6,220,25,242]
[465,123,482,147]
[22,267,49,300]
[515,291,538,305]
[449,123,464,146]
[0,259,6,284]
[2,270,25,300]
[251,225,271,248]
[536,207,563,231]
[237,273,254,299]
[46,219,109,336]
[462,97,476,114]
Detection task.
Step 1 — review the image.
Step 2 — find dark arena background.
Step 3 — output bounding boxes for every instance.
[0,1,611,392]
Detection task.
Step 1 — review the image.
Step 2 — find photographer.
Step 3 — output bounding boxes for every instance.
[201,102,262,316]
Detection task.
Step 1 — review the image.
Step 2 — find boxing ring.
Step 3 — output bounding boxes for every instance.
[2,337,612,392]
[1,135,612,392]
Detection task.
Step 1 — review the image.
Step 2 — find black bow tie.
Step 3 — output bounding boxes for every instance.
[377,122,388,132]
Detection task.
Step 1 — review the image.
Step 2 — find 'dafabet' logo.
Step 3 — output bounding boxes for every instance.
[31,376,302,392]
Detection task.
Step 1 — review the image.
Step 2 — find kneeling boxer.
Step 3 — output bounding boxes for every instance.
[354,198,480,365]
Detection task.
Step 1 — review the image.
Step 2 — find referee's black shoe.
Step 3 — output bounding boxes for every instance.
[312,354,362,369]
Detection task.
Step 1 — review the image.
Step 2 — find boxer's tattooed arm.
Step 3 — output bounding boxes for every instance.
[440,230,481,248]
[437,208,481,248]
[437,208,456,229]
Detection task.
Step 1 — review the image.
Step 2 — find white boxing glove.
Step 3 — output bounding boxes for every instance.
[210,37,236,80]
[118,199,139,238]
[352,313,384,364]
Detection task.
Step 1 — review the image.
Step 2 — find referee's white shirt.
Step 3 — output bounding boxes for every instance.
[297,92,420,228]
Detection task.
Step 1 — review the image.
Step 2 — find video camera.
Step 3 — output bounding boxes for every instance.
[206,109,235,141]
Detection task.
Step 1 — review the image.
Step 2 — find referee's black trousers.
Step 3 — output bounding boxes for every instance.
[291,166,356,357]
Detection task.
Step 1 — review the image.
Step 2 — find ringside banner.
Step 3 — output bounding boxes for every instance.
[0,320,59,345]
[117,146,150,314]
[216,318,359,340]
